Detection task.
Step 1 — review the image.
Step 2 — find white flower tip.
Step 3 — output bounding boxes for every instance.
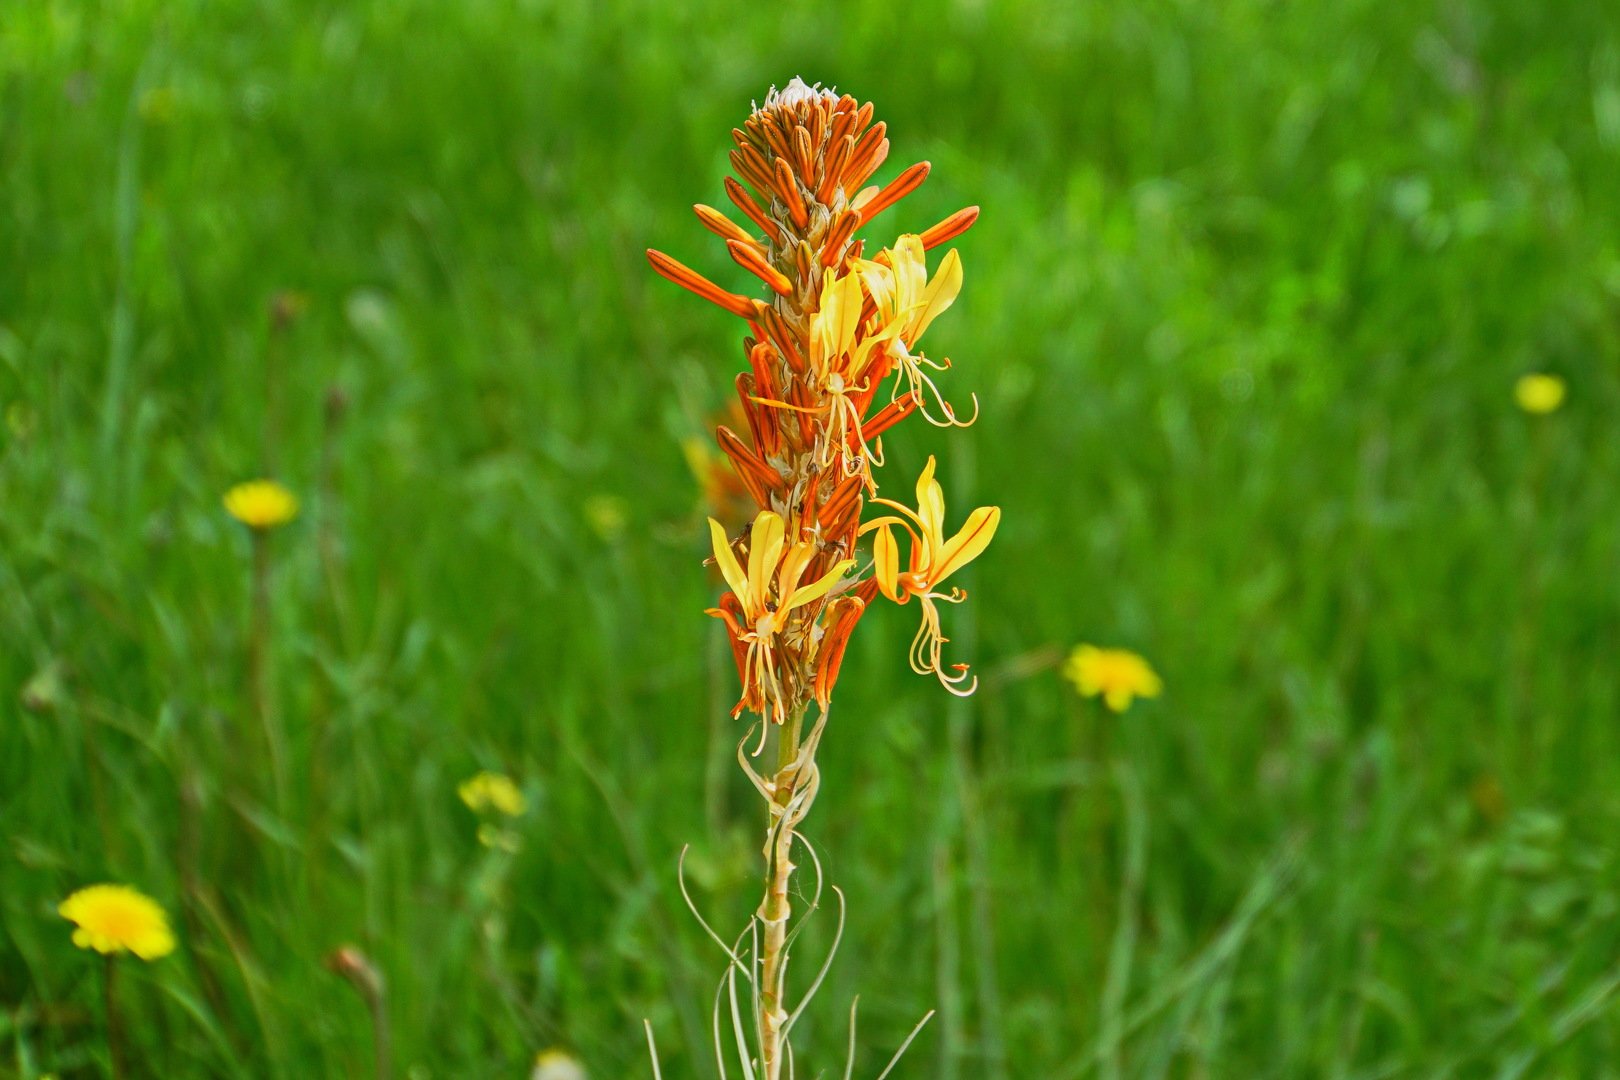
[755,76,836,115]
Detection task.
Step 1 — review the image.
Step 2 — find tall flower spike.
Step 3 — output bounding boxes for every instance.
[650,78,993,1080]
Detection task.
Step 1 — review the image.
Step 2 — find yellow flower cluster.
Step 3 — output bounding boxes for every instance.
[458,771,526,817]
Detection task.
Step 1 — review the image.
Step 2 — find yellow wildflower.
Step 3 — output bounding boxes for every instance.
[532,1048,587,1080]
[458,771,527,817]
[860,456,999,693]
[1064,645,1162,712]
[58,884,175,960]
[223,479,299,530]
[1515,373,1565,415]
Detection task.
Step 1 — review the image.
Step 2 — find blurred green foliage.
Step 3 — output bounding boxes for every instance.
[4,0,1620,1075]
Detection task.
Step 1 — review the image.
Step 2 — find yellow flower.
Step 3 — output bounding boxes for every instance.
[809,266,884,384]
[1515,373,1565,415]
[860,456,999,693]
[223,479,299,530]
[1064,645,1162,712]
[58,884,176,960]
[858,235,961,350]
[458,772,527,817]
[707,510,856,724]
[532,1048,587,1080]
[856,235,972,425]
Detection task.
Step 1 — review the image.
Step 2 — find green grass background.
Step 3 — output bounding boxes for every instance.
[5,0,1620,1075]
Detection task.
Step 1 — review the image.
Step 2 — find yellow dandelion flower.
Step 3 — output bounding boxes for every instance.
[1063,645,1162,713]
[1514,373,1565,415]
[58,884,176,960]
[532,1048,587,1080]
[458,771,527,817]
[223,479,299,530]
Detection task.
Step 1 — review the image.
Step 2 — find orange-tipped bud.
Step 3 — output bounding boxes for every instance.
[844,124,889,189]
[813,596,866,707]
[646,250,757,319]
[860,392,921,442]
[816,135,855,205]
[727,240,793,296]
[706,593,757,717]
[793,125,816,186]
[856,161,930,225]
[919,206,980,251]
[759,307,806,375]
[725,176,776,239]
[772,158,810,230]
[736,371,781,458]
[730,147,774,198]
[695,204,758,247]
[716,425,781,503]
[820,211,860,268]
[817,474,864,540]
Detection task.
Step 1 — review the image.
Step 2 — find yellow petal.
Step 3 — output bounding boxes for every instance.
[708,518,750,606]
[784,558,856,612]
[873,522,901,601]
[915,456,945,551]
[747,511,785,601]
[911,248,962,344]
[892,235,928,311]
[775,541,817,602]
[934,505,1000,585]
[827,271,864,357]
[856,259,896,319]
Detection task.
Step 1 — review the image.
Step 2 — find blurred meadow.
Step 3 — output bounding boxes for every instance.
[5,0,1620,1076]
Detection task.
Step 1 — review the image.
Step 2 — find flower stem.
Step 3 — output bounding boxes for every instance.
[758,706,808,1080]
[250,529,288,812]
[103,954,125,1080]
